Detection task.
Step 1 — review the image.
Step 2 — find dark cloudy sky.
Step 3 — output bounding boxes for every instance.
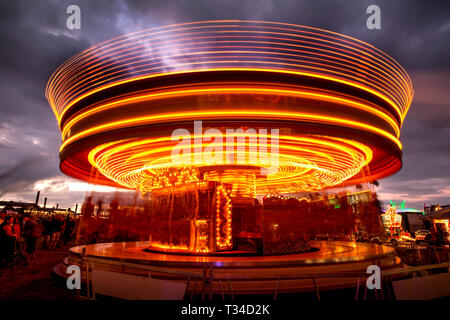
[0,0,449,210]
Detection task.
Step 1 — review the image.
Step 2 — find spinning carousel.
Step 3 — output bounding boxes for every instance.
[47,21,413,296]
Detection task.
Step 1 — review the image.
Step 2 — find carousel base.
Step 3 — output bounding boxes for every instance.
[55,241,402,299]
[54,241,401,299]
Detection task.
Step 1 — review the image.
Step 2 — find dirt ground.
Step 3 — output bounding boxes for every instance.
[0,243,79,300]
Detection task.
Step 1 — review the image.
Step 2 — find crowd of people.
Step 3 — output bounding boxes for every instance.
[75,196,152,245]
[426,224,450,247]
[0,209,78,269]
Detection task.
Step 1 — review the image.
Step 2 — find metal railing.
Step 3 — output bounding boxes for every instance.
[394,244,450,265]
[76,248,450,301]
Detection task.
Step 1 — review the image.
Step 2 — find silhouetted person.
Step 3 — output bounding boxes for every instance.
[1,216,17,267]
[42,216,53,249]
[24,216,42,260]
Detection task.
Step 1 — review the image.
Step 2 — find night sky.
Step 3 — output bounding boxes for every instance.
[0,0,449,210]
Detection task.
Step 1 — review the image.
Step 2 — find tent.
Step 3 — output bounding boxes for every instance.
[423,207,450,220]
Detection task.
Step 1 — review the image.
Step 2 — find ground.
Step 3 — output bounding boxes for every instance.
[0,243,78,300]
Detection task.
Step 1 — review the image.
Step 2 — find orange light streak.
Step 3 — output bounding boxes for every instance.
[46,21,413,196]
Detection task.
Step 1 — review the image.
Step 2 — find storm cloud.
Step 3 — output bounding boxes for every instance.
[0,0,449,209]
